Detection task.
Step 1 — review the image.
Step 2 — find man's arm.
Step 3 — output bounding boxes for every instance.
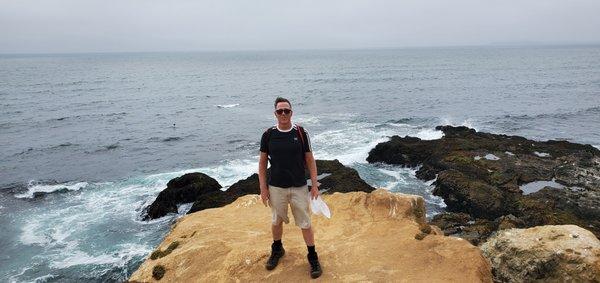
[258,152,269,206]
[305,152,319,199]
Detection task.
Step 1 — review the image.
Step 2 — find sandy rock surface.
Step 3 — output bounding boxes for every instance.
[129,189,492,282]
[481,225,600,282]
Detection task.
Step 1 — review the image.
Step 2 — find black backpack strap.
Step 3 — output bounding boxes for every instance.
[264,126,276,165]
[295,124,309,170]
[295,124,306,151]
[264,126,276,155]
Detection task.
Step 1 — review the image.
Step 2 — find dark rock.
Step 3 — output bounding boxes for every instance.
[32,187,70,198]
[430,212,497,245]
[314,159,376,194]
[187,159,376,215]
[144,173,222,220]
[494,214,525,231]
[368,125,600,242]
[188,173,260,213]
[366,136,436,168]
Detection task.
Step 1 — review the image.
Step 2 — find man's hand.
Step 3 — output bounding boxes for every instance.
[260,187,270,207]
[310,185,319,200]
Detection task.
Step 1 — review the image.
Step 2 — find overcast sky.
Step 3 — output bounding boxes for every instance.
[1,0,600,54]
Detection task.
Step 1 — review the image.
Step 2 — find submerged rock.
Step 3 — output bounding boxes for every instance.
[480,225,600,282]
[367,125,600,241]
[130,190,492,282]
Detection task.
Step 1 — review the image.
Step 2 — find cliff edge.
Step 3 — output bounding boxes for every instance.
[129,189,492,282]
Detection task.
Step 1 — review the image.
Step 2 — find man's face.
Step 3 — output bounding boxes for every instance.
[274,102,292,124]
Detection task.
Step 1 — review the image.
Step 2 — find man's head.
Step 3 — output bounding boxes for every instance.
[274,97,292,124]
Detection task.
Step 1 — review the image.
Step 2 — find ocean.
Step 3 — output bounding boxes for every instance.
[1,46,599,282]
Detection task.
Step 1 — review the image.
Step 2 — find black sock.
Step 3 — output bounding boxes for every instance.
[307,245,317,257]
[273,240,283,249]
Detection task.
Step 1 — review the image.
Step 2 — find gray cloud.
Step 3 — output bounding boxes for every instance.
[1,0,599,53]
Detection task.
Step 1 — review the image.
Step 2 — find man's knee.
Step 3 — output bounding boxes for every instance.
[300,224,312,231]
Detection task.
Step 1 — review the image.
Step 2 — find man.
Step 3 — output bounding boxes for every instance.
[258,97,323,279]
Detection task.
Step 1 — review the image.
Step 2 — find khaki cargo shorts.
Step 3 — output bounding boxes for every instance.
[268,185,311,229]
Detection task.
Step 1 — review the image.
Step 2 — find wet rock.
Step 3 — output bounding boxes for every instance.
[430,212,497,245]
[480,225,600,282]
[144,173,222,220]
[368,125,600,241]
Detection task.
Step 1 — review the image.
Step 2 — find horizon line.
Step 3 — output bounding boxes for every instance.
[2,42,600,56]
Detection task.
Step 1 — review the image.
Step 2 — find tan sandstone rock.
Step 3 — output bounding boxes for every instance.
[129,189,492,282]
[480,225,600,282]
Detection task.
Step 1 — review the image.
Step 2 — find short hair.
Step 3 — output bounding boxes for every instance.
[274,97,291,109]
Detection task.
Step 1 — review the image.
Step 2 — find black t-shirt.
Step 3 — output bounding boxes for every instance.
[260,125,311,188]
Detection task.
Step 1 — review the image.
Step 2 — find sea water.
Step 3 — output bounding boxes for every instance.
[1,46,600,281]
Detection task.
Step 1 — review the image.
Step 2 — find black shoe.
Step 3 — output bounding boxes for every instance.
[265,245,285,270]
[308,254,322,279]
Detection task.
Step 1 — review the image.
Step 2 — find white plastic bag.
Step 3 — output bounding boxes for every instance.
[308,193,331,218]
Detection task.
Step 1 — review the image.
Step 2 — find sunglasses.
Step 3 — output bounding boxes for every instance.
[275,108,292,115]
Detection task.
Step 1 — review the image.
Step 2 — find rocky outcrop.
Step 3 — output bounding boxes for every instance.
[480,225,600,282]
[130,190,492,282]
[145,160,376,219]
[430,213,526,245]
[311,159,375,193]
[367,125,600,243]
[144,173,222,220]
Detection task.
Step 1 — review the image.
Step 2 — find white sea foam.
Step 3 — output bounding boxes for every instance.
[216,103,239,108]
[15,181,88,199]
[50,242,153,269]
[378,168,402,180]
[20,220,51,246]
[413,128,444,140]
[145,159,256,189]
[32,274,58,282]
[177,203,194,214]
[387,122,417,128]
[51,250,122,269]
[8,267,30,283]
[295,116,320,125]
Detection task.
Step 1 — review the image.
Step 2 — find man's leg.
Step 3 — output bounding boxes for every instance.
[266,186,288,270]
[272,222,283,241]
[290,187,322,279]
[301,227,314,246]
